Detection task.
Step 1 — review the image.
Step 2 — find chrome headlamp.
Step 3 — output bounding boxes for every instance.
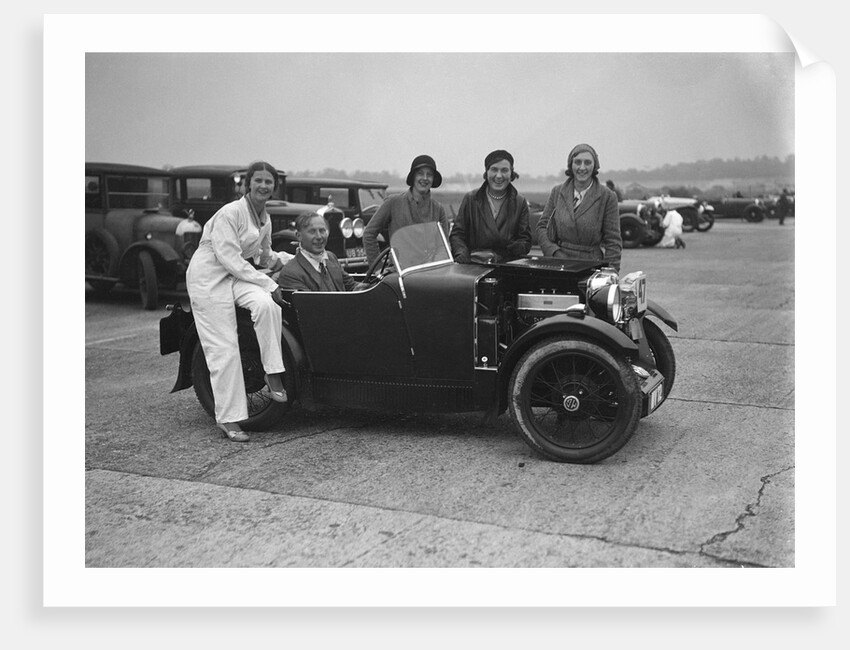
[352,217,365,238]
[175,214,203,261]
[340,217,354,239]
[586,268,622,323]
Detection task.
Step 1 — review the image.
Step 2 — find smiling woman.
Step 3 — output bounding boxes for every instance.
[536,143,622,272]
[184,160,294,442]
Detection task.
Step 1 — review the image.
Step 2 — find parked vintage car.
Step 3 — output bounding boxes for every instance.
[85,162,202,310]
[280,177,390,270]
[647,195,715,232]
[618,199,664,248]
[763,191,795,220]
[702,195,765,222]
[160,221,678,464]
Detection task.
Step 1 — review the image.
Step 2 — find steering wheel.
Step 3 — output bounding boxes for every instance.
[364,247,393,285]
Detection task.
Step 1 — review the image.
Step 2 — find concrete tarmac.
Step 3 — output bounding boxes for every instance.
[84,218,795,572]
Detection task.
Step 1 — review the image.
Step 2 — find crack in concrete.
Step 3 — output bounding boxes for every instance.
[697,465,794,564]
[670,396,794,411]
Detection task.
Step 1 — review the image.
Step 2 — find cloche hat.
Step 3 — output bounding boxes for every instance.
[406,154,442,188]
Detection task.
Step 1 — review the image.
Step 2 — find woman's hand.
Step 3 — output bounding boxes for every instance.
[271,287,286,307]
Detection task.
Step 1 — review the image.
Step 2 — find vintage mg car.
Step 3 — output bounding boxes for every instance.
[85,162,202,310]
[160,221,678,464]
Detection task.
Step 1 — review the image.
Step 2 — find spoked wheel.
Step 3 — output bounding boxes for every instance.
[191,312,294,431]
[509,339,641,463]
[619,215,646,249]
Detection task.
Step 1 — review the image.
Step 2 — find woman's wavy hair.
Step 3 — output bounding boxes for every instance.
[245,160,281,190]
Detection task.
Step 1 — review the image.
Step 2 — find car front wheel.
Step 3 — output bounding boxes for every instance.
[508,338,641,463]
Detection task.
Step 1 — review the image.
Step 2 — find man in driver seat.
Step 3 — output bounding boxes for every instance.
[278,211,367,292]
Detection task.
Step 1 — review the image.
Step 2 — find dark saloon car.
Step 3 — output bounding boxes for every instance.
[282,177,389,270]
[160,222,678,464]
[170,166,373,271]
[85,162,202,310]
[702,195,766,222]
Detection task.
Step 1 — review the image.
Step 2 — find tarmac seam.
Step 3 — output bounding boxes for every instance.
[696,465,794,565]
[670,336,793,347]
[668,396,794,411]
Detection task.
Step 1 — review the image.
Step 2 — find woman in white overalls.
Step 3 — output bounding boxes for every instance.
[186,161,293,441]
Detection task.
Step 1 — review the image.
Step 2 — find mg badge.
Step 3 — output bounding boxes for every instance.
[563,395,580,412]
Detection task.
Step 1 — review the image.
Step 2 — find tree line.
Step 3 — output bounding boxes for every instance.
[290,154,794,187]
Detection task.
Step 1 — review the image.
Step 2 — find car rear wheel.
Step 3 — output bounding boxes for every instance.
[85,231,120,277]
[508,338,641,463]
[743,206,764,222]
[190,324,294,431]
[619,215,646,249]
[137,250,159,310]
[695,212,715,231]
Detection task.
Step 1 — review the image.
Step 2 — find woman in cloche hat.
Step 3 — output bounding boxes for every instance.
[363,154,450,265]
[449,149,532,264]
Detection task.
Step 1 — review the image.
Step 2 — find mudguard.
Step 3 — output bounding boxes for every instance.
[646,299,678,332]
[497,313,639,412]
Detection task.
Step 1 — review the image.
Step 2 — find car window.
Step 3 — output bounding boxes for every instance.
[318,187,351,209]
[358,188,386,211]
[106,174,171,210]
[185,178,214,201]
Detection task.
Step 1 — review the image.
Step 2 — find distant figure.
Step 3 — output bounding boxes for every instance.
[363,154,450,265]
[777,188,791,225]
[450,149,532,264]
[278,211,367,292]
[734,190,744,198]
[536,143,622,271]
[658,204,686,249]
[605,179,624,201]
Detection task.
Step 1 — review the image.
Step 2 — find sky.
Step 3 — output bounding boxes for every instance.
[85,50,795,182]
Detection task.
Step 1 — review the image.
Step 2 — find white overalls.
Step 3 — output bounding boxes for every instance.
[185,196,293,424]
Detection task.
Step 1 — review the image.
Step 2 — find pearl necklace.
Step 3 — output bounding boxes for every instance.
[487,190,507,201]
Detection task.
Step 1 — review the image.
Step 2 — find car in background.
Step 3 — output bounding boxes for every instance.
[281,177,389,270]
[702,194,766,222]
[763,191,795,220]
[85,162,202,310]
[170,166,374,272]
[618,199,664,248]
[648,195,715,232]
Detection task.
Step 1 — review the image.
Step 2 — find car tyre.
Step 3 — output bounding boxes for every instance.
[190,327,293,432]
[619,215,646,249]
[642,318,676,407]
[85,230,120,278]
[743,206,764,223]
[137,250,159,310]
[695,212,715,232]
[679,207,697,233]
[508,338,641,463]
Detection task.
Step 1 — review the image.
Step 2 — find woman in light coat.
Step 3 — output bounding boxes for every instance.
[536,143,622,271]
[185,160,293,442]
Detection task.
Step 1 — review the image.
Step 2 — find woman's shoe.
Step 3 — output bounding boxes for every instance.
[264,373,289,403]
[217,422,250,442]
